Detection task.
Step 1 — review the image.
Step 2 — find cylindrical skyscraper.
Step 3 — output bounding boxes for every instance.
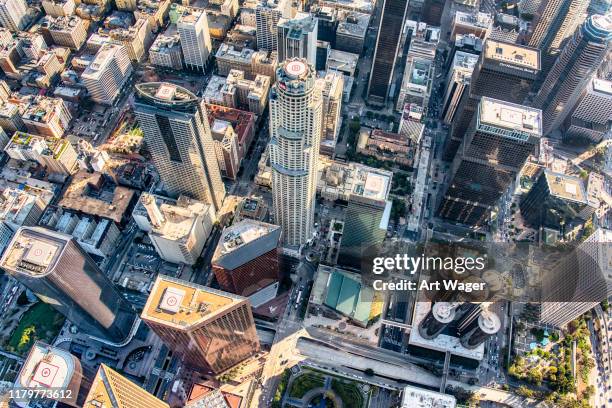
[459,310,501,349]
[418,302,457,340]
[269,58,322,246]
[134,82,226,211]
[534,14,612,135]
[0,227,138,344]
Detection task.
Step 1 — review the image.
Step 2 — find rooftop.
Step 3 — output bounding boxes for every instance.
[58,171,135,223]
[454,10,493,29]
[82,44,126,81]
[478,97,542,136]
[593,78,612,95]
[483,39,540,70]
[278,12,317,37]
[0,188,48,228]
[16,341,76,390]
[142,194,212,243]
[401,385,456,408]
[212,219,281,269]
[544,170,587,203]
[141,275,246,329]
[0,226,70,276]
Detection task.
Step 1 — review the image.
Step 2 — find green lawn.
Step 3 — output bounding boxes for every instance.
[331,379,364,407]
[8,302,65,355]
[289,372,325,398]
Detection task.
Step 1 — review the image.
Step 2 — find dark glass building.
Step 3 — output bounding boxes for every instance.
[366,0,409,105]
[0,227,138,344]
[438,97,542,226]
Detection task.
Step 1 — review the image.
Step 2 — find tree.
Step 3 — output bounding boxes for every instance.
[516,385,535,398]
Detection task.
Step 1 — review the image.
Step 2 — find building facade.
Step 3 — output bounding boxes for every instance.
[0,227,138,343]
[534,15,612,135]
[438,98,542,226]
[366,0,408,104]
[134,82,226,211]
[141,275,260,374]
[212,220,281,296]
[269,59,322,246]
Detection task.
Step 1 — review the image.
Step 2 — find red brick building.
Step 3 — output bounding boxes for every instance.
[212,220,281,296]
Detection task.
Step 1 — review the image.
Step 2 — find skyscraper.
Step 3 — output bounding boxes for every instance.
[0,0,27,31]
[141,275,260,374]
[563,77,612,143]
[534,14,612,135]
[269,59,322,246]
[177,8,212,71]
[438,98,542,226]
[212,219,281,296]
[317,70,343,154]
[134,82,225,211]
[338,167,392,268]
[15,341,91,407]
[366,0,409,105]
[277,12,318,65]
[539,228,612,327]
[255,0,293,51]
[444,40,540,161]
[0,227,138,343]
[83,364,169,408]
[527,0,589,72]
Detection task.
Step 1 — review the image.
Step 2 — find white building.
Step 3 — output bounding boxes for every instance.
[42,0,75,17]
[210,119,240,180]
[140,193,215,265]
[5,132,78,176]
[177,8,212,71]
[41,210,121,258]
[269,59,322,246]
[277,12,317,65]
[81,43,133,105]
[21,96,72,138]
[401,385,456,408]
[109,18,151,62]
[149,28,182,69]
[45,15,88,50]
[255,0,293,51]
[0,0,27,32]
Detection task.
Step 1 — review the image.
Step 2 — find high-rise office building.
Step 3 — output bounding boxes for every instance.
[134,82,226,211]
[81,44,133,106]
[269,59,322,246]
[0,227,138,343]
[441,51,479,125]
[255,0,293,51]
[539,228,612,327]
[438,98,542,226]
[277,12,318,66]
[317,70,343,154]
[212,219,281,296]
[366,0,408,105]
[177,8,212,71]
[445,40,540,161]
[527,0,589,72]
[141,275,260,374]
[338,167,392,268]
[520,170,595,235]
[534,14,612,135]
[0,0,27,31]
[563,77,612,143]
[83,364,169,408]
[15,341,90,407]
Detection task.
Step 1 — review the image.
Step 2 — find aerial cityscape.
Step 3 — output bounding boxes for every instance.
[0,0,609,407]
